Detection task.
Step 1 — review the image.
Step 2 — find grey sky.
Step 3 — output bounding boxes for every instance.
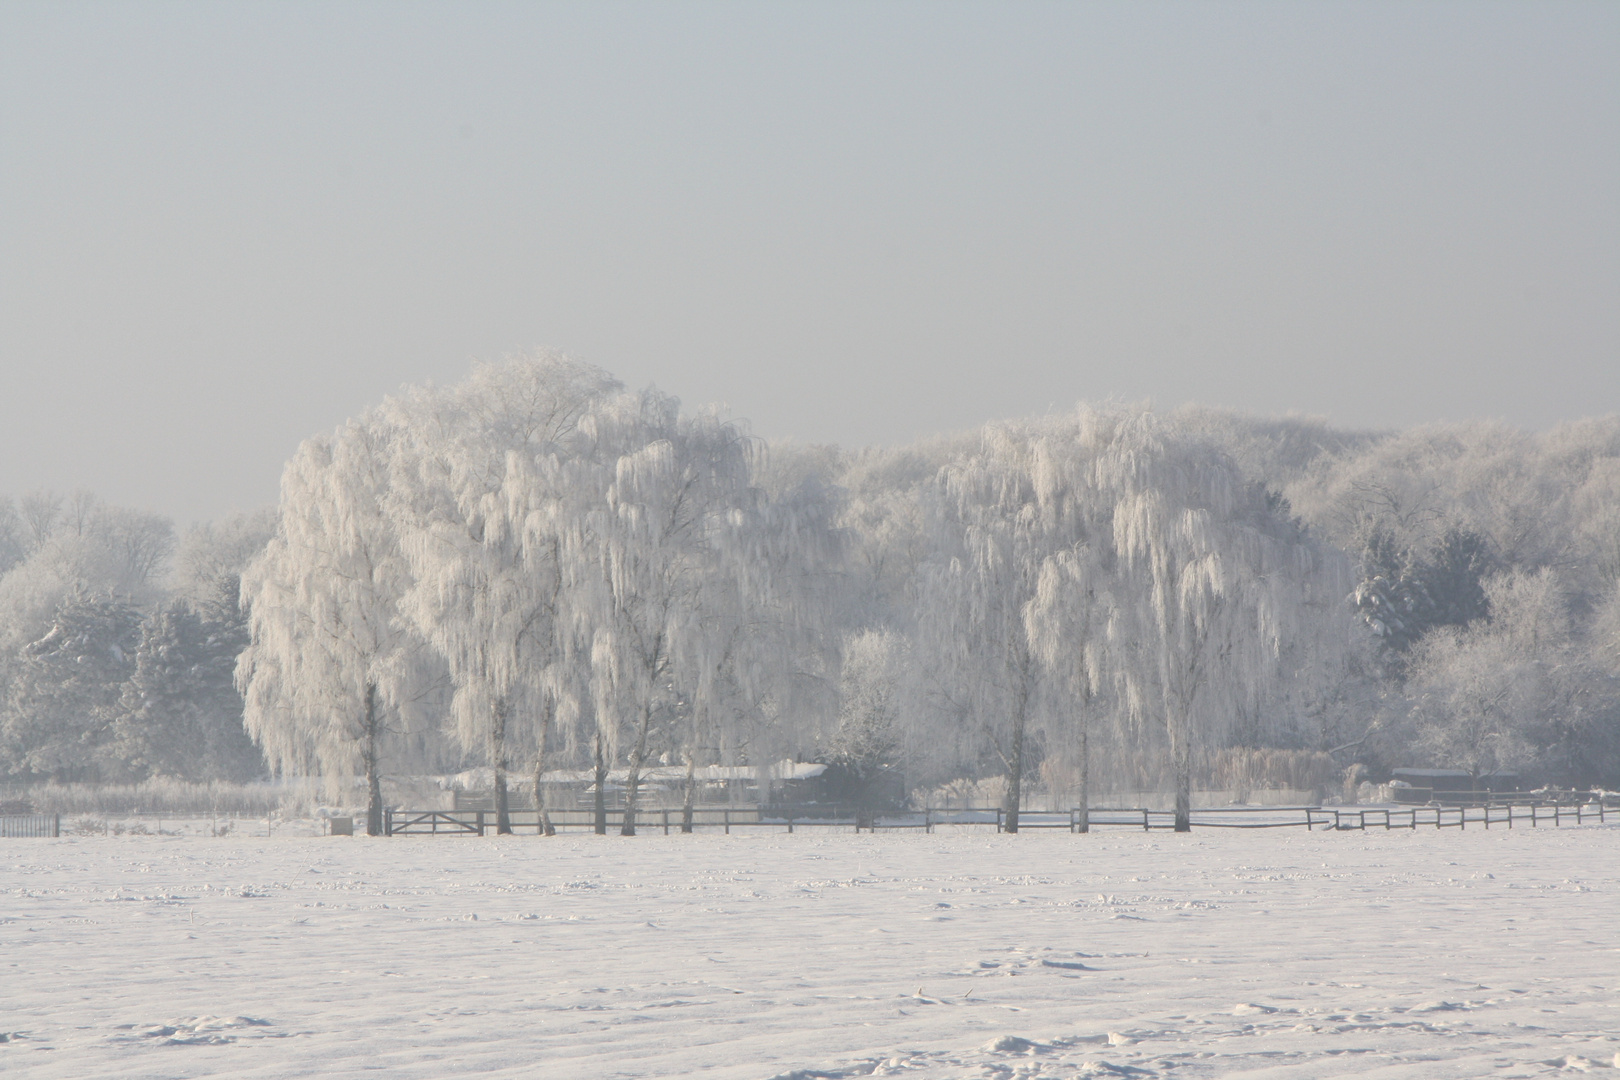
[2,1,1616,525]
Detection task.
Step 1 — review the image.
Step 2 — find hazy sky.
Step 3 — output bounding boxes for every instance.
[2,2,1616,525]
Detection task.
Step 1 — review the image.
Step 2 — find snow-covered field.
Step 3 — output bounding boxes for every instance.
[3,825,1617,1079]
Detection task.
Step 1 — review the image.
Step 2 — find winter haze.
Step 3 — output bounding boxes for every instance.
[2,2,1617,525]
[5,8,1620,1080]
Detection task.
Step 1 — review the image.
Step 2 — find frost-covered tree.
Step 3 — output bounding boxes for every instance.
[825,628,909,823]
[1349,526,1494,672]
[0,498,27,577]
[0,591,142,782]
[1025,540,1112,831]
[689,465,846,823]
[1095,411,1327,830]
[388,354,619,834]
[574,390,759,835]
[0,494,174,649]
[237,412,437,835]
[1405,568,1610,785]
[114,600,263,782]
[917,422,1091,832]
[171,510,278,611]
[0,492,178,782]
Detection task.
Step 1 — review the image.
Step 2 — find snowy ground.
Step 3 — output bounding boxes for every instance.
[2,825,1617,1079]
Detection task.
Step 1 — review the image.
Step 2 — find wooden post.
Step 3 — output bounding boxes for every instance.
[724,809,730,835]
[477,811,486,836]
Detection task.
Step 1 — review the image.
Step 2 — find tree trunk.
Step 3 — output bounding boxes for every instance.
[491,699,512,835]
[681,751,697,833]
[593,733,608,835]
[1076,718,1090,834]
[1001,639,1033,835]
[621,704,653,837]
[363,681,384,836]
[533,697,555,836]
[1004,699,1026,834]
[1171,711,1192,832]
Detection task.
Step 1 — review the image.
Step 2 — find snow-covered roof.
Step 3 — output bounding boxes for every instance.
[447,760,828,789]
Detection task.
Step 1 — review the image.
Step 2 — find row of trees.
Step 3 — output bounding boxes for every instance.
[6,355,1619,834]
[0,496,272,784]
[231,357,1374,834]
[238,357,843,834]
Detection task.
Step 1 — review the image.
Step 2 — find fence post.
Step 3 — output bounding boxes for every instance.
[925,808,933,834]
[1141,809,1149,832]
[53,813,61,838]
[476,811,486,836]
[724,808,730,835]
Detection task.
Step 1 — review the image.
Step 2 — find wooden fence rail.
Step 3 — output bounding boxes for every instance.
[2,803,1606,839]
[383,800,1615,836]
[1309,801,1614,831]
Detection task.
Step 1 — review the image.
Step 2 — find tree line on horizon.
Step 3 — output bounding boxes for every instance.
[3,354,1619,834]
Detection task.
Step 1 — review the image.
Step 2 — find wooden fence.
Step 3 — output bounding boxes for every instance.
[7,804,1603,839]
[0,814,61,838]
[1307,801,1614,830]
[384,799,1615,836]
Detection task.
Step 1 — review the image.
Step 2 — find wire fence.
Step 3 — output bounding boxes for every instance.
[0,814,60,838]
[0,811,333,838]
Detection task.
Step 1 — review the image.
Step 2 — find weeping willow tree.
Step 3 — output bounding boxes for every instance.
[918,421,1099,832]
[237,411,437,836]
[1024,540,1113,831]
[695,467,845,826]
[388,354,618,834]
[1094,408,1324,831]
[574,390,760,836]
